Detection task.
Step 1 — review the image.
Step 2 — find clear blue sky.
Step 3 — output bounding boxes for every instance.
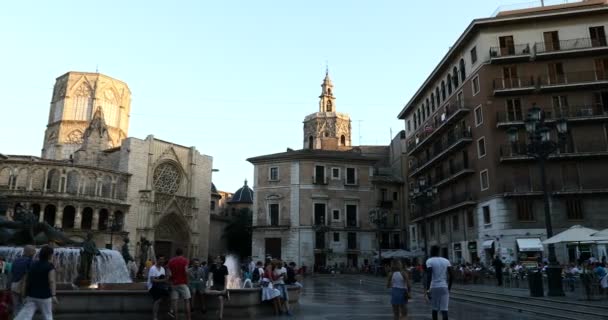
[0,0,529,192]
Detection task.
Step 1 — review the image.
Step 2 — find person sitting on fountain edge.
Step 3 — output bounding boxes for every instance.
[207,256,230,320]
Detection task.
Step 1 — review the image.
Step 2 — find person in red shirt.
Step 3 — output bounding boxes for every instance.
[167,248,191,320]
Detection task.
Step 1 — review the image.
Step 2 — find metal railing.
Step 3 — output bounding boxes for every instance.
[406,99,470,152]
[411,191,474,219]
[410,130,472,173]
[490,44,531,58]
[493,77,536,90]
[497,104,608,124]
[535,37,608,53]
[500,141,608,159]
[539,70,608,86]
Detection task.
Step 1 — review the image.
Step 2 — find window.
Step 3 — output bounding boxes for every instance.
[452,214,459,231]
[447,75,452,95]
[499,35,515,55]
[210,201,215,210]
[426,102,430,118]
[552,95,569,118]
[333,232,340,242]
[456,91,464,107]
[441,81,446,100]
[331,167,340,179]
[393,214,399,226]
[407,120,411,131]
[435,87,441,105]
[314,165,325,184]
[346,204,357,227]
[440,218,446,234]
[459,59,466,82]
[346,167,357,185]
[466,209,474,228]
[314,203,326,226]
[595,58,608,79]
[269,167,279,181]
[472,76,480,95]
[566,199,584,220]
[452,67,459,87]
[470,46,478,64]
[517,200,534,221]
[480,169,489,191]
[477,137,486,158]
[548,62,565,84]
[393,192,398,201]
[474,105,483,126]
[340,135,346,146]
[589,26,607,47]
[332,209,340,220]
[502,65,518,88]
[483,206,491,224]
[431,93,435,111]
[269,203,279,226]
[347,232,357,249]
[506,98,523,121]
[543,31,560,51]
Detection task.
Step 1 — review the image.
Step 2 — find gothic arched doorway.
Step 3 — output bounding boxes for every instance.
[154,213,191,259]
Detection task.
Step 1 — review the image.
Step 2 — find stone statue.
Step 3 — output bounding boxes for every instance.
[78,232,100,283]
[121,237,133,264]
[136,237,151,279]
[0,203,78,246]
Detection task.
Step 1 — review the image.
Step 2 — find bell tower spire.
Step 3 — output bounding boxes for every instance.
[319,67,335,113]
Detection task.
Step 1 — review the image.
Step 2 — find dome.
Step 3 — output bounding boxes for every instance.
[211,183,219,195]
[228,179,254,204]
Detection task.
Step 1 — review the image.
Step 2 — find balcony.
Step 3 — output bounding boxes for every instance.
[493,77,536,96]
[409,130,472,177]
[312,176,328,185]
[534,37,608,60]
[433,163,475,189]
[377,200,393,209]
[406,100,471,155]
[489,44,531,63]
[499,141,608,162]
[538,71,608,92]
[497,104,608,127]
[411,192,476,222]
[502,179,608,197]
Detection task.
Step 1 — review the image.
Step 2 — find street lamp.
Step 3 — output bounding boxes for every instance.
[409,177,438,258]
[369,207,388,268]
[107,214,123,250]
[507,103,567,297]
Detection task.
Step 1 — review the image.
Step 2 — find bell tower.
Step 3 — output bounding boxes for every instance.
[303,70,352,151]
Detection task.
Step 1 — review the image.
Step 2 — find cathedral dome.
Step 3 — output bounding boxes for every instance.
[228,180,254,204]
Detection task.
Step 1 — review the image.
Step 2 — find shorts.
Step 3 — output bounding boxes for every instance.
[171,284,191,300]
[391,287,408,305]
[430,287,449,311]
[189,282,205,294]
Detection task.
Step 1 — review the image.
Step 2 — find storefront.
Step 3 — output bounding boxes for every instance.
[516,238,543,268]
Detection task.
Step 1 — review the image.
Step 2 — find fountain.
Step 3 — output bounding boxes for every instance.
[224,254,243,289]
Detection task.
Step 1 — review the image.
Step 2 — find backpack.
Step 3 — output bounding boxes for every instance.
[252,267,261,282]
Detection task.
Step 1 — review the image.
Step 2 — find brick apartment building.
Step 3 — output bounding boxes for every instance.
[399,0,608,265]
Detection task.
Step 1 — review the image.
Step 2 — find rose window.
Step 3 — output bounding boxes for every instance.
[153,163,181,194]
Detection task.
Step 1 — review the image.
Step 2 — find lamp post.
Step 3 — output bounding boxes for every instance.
[369,207,388,270]
[507,103,567,297]
[409,177,438,258]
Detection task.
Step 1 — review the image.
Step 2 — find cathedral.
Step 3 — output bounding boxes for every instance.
[248,72,404,270]
[0,72,213,260]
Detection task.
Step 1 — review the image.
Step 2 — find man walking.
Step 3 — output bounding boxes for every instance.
[167,248,191,320]
[10,245,35,315]
[207,256,229,320]
[492,255,504,286]
[425,246,453,320]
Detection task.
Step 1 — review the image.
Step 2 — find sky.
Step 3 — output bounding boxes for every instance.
[0,0,534,192]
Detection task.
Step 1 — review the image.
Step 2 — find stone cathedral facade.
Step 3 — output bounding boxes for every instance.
[0,71,213,260]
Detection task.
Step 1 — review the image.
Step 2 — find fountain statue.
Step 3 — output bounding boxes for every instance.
[136,236,151,279]
[0,203,78,246]
[76,232,100,285]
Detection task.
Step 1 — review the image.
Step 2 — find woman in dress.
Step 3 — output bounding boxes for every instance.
[260,262,280,316]
[386,259,411,320]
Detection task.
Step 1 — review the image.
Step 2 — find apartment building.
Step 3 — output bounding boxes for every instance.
[248,72,404,270]
[398,0,608,265]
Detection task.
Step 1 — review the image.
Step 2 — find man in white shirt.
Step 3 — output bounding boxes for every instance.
[425,246,453,320]
[147,255,168,320]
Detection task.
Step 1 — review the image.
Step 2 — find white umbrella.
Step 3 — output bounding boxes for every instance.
[591,228,608,238]
[543,225,606,244]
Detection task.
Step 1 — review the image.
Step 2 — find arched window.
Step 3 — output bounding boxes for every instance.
[328,88,332,96]
[435,87,441,105]
[62,205,76,229]
[32,204,41,222]
[340,135,346,146]
[326,100,332,112]
[98,208,109,231]
[81,207,93,230]
[308,136,314,149]
[447,75,452,95]
[44,204,56,226]
[459,59,466,82]
[453,67,459,87]
[430,93,435,111]
[114,211,124,231]
[441,81,446,100]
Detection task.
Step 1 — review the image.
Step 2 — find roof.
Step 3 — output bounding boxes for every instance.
[247,148,383,164]
[228,180,254,204]
[397,0,608,119]
[211,183,219,195]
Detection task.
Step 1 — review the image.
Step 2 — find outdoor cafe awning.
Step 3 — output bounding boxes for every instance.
[517,238,544,252]
[482,240,494,249]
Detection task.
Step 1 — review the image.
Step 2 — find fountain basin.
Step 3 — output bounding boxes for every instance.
[55,285,301,316]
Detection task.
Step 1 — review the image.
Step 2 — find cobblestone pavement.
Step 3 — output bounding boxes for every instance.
[55,275,545,320]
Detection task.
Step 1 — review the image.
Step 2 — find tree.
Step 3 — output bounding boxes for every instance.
[223,207,252,259]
